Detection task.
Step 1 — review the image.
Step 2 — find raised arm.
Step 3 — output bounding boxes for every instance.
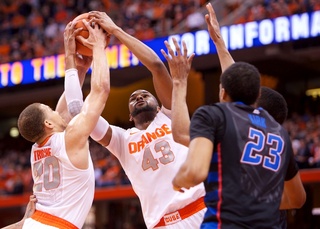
[172,137,213,192]
[89,11,172,109]
[280,172,306,209]
[65,19,110,169]
[161,38,194,146]
[55,20,93,123]
[206,3,234,72]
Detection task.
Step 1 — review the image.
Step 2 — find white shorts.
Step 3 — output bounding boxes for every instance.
[22,210,78,229]
[23,218,59,229]
[154,208,206,229]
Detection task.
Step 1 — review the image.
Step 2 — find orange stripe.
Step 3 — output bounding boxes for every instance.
[38,135,53,147]
[31,210,78,229]
[155,197,205,227]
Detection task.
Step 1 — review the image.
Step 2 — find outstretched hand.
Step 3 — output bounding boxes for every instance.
[161,38,195,83]
[88,11,118,35]
[205,2,222,43]
[77,18,109,50]
[64,21,84,57]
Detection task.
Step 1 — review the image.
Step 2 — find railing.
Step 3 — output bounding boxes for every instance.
[1,169,319,209]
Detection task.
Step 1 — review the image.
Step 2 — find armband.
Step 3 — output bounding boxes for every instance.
[90,117,110,141]
[65,68,84,117]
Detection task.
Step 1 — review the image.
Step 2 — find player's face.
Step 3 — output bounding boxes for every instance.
[41,104,67,131]
[128,90,158,118]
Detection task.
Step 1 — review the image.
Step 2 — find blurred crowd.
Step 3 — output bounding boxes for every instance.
[0,0,208,64]
[284,113,320,170]
[1,0,320,64]
[225,0,320,24]
[1,113,320,196]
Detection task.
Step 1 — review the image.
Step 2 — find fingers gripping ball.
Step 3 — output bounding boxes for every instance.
[73,13,92,56]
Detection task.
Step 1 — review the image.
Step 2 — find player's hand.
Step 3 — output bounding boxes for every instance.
[64,21,83,57]
[78,19,108,50]
[205,2,222,43]
[88,11,118,35]
[161,38,194,84]
[173,184,185,193]
[22,195,37,220]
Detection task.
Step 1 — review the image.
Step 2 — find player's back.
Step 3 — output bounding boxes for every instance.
[30,132,95,228]
[203,102,292,229]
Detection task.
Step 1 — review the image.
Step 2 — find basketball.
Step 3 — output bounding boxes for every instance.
[73,13,92,56]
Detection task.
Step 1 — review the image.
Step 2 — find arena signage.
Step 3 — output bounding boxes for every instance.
[0,11,319,89]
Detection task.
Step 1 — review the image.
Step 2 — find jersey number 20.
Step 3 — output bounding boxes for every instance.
[33,156,60,191]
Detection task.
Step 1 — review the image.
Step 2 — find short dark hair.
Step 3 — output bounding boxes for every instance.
[18,103,46,142]
[221,62,261,105]
[257,86,288,124]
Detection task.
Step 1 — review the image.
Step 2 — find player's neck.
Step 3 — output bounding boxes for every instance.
[133,111,156,130]
[135,120,153,130]
[37,134,53,147]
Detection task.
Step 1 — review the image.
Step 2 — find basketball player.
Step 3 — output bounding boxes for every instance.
[256,86,288,125]
[14,19,110,229]
[63,11,206,229]
[171,3,305,228]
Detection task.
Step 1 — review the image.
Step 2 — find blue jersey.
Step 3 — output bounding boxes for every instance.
[190,102,298,229]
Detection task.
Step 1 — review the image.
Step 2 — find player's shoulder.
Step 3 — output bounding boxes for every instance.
[193,104,225,123]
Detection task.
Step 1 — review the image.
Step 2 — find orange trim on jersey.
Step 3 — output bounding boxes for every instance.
[154,197,205,227]
[38,135,53,147]
[31,210,78,229]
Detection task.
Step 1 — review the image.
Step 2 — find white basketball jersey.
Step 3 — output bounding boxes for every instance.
[108,110,205,229]
[30,132,95,228]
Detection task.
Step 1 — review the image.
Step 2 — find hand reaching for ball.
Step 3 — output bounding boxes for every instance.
[72,13,110,56]
[77,18,108,53]
[88,11,119,35]
[64,20,84,57]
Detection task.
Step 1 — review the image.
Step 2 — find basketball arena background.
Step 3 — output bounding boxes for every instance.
[0,0,320,228]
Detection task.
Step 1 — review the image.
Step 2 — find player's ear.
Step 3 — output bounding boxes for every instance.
[129,114,133,122]
[44,120,54,129]
[219,84,224,102]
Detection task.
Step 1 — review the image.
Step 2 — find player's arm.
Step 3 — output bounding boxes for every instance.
[173,137,212,191]
[65,19,110,169]
[279,147,306,209]
[161,38,194,146]
[89,11,173,109]
[206,3,234,72]
[55,21,92,123]
[280,172,306,209]
[61,19,113,147]
[2,195,37,229]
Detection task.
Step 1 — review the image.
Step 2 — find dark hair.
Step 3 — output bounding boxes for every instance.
[221,62,260,105]
[17,103,46,142]
[257,86,288,124]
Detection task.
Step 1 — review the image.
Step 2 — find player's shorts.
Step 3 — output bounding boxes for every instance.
[22,210,78,229]
[154,197,206,229]
[23,218,59,229]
